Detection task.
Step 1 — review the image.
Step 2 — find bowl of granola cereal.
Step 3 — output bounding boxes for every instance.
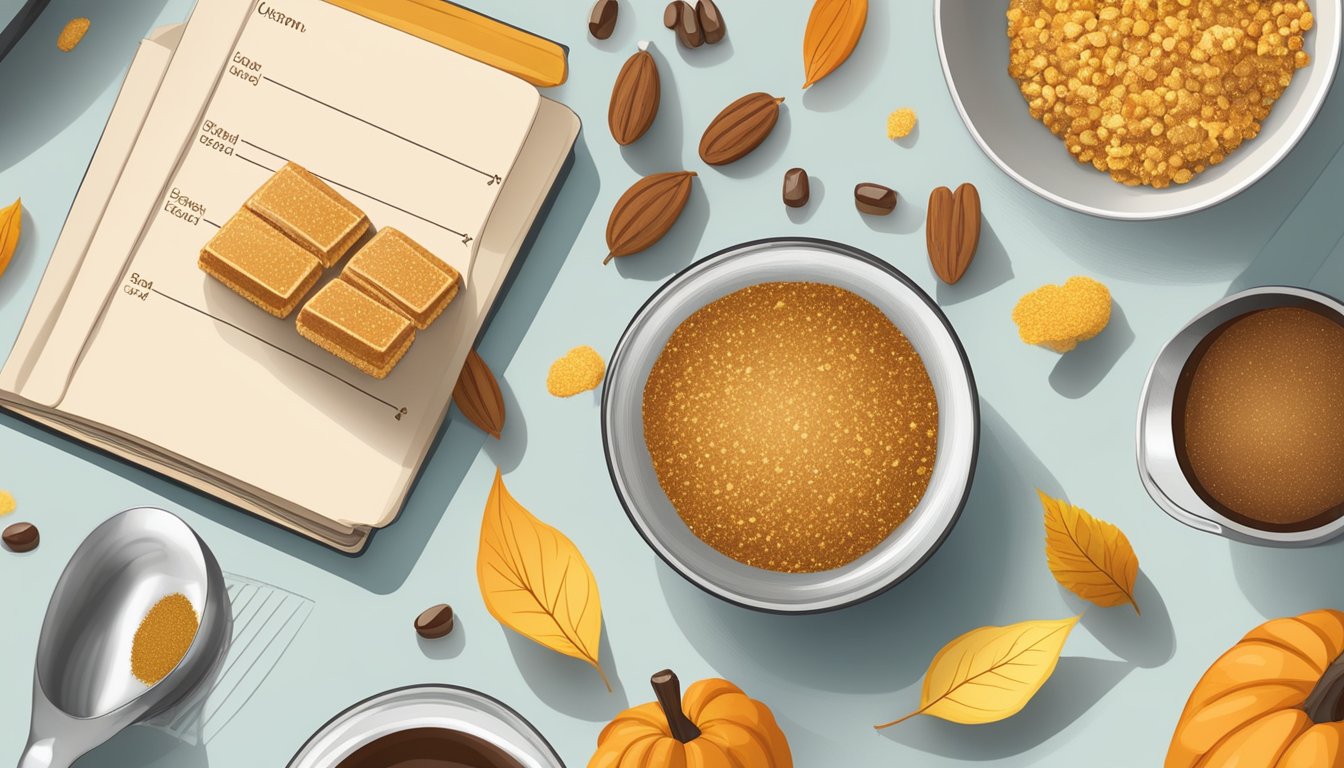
[936,0,1339,220]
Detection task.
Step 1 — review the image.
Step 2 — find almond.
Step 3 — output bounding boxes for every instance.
[697,0,726,44]
[453,348,505,439]
[926,183,982,285]
[605,171,697,264]
[663,1,683,29]
[675,2,704,47]
[698,92,785,166]
[588,0,618,40]
[608,42,660,146]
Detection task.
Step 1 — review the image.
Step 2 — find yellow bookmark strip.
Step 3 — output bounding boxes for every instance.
[324,0,568,87]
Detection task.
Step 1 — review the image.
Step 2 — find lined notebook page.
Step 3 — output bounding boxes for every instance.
[57,0,539,527]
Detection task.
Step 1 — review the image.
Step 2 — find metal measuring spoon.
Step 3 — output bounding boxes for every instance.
[17,507,232,768]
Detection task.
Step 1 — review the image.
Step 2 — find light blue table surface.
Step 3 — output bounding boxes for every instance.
[4,1,1344,766]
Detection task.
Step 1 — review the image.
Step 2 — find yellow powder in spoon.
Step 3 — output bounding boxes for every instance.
[131,593,199,686]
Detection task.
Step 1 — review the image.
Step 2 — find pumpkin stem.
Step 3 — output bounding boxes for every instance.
[1304,652,1344,723]
[651,669,701,743]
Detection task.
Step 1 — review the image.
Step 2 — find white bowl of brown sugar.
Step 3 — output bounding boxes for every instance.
[602,239,979,613]
[936,0,1340,220]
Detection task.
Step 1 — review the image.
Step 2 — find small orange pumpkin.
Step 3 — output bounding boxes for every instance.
[1168,609,1344,767]
[589,669,793,768]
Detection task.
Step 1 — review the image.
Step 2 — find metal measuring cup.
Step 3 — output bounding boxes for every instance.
[1137,286,1344,546]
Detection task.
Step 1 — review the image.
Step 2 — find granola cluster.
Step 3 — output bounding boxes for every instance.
[1007,0,1312,188]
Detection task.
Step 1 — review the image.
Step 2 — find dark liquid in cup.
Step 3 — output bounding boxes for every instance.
[1173,305,1344,532]
[335,727,525,768]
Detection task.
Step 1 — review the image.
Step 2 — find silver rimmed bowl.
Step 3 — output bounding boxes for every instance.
[1138,286,1344,545]
[935,0,1340,220]
[287,685,563,768]
[602,238,979,613]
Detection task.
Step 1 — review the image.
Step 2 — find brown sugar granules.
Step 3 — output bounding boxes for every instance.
[1177,307,1344,529]
[1007,0,1313,188]
[131,593,199,686]
[56,18,90,52]
[642,282,939,573]
[547,345,607,397]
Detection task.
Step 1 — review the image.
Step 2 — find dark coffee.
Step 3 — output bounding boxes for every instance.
[335,727,524,768]
[1174,306,1344,532]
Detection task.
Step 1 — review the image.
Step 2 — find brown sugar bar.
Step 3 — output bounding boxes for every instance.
[296,279,415,379]
[246,162,370,268]
[341,228,462,330]
[199,209,322,318]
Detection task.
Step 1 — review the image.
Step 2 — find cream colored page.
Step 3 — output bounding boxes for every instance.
[0,33,174,394]
[371,98,580,529]
[59,0,539,527]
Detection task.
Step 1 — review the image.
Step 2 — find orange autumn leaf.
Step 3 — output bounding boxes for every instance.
[1038,490,1140,614]
[802,0,868,88]
[0,198,21,280]
[477,469,611,690]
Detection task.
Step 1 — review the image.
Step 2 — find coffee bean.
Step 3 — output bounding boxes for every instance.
[855,183,897,216]
[675,2,704,48]
[588,0,619,40]
[3,522,38,553]
[415,603,454,639]
[697,0,726,44]
[783,168,810,208]
[663,1,682,30]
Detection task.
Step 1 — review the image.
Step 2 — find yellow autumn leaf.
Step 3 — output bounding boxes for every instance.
[802,0,868,88]
[477,468,610,690]
[1039,490,1140,614]
[0,198,21,280]
[875,616,1080,728]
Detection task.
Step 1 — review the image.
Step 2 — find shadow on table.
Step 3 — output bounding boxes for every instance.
[1229,538,1344,619]
[77,725,208,768]
[0,0,171,173]
[1226,57,1344,297]
[504,625,629,723]
[785,176,824,225]
[935,218,1014,306]
[876,657,1130,759]
[0,138,599,596]
[656,402,1064,696]
[1072,572,1176,669]
[893,119,920,150]
[418,616,467,661]
[859,186,922,236]
[1048,302,1135,399]
[673,33,734,69]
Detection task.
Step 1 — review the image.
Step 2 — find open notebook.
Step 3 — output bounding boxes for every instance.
[0,0,580,552]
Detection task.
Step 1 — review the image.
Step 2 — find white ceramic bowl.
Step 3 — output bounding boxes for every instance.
[602,239,979,613]
[936,0,1341,220]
